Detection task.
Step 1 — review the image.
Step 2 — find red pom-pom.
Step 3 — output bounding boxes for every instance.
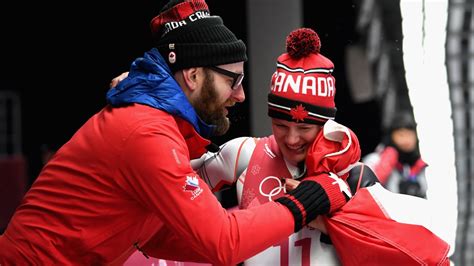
[286,28,321,59]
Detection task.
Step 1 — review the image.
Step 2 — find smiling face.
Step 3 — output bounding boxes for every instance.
[271,118,322,166]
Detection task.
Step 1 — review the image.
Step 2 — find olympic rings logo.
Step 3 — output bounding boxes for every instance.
[259,176,286,201]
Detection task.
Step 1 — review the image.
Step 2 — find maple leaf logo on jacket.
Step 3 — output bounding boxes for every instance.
[183,176,204,200]
[183,176,201,192]
[290,104,309,122]
[327,172,352,199]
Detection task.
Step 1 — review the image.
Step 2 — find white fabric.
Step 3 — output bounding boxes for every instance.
[192,137,257,191]
[366,183,452,256]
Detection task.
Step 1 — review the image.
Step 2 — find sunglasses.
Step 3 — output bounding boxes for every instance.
[207,66,244,90]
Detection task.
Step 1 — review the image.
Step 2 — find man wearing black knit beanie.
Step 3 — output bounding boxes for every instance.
[0,1,351,265]
[151,0,247,72]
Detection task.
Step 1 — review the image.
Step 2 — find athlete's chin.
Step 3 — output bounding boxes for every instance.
[283,151,306,166]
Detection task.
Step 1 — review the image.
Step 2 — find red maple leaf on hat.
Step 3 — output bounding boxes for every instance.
[290,104,309,122]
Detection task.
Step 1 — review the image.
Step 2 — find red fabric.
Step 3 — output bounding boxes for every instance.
[0,104,294,265]
[305,124,361,179]
[236,136,341,265]
[286,28,321,58]
[408,158,428,177]
[271,51,335,110]
[240,136,292,209]
[303,121,449,265]
[268,29,336,124]
[124,251,210,266]
[150,0,209,35]
[372,146,398,184]
[324,188,450,265]
[175,117,210,159]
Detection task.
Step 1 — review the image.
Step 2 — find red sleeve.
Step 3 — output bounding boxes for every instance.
[119,122,294,265]
[371,147,398,184]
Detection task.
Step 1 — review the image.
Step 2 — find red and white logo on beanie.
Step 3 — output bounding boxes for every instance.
[150,0,210,37]
[268,28,337,125]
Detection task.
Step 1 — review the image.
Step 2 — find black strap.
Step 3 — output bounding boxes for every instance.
[205,142,220,152]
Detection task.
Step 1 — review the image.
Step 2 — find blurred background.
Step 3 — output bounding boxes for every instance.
[1,0,472,264]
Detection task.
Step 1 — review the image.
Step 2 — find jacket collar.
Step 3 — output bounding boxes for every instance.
[174,117,211,159]
[106,48,216,138]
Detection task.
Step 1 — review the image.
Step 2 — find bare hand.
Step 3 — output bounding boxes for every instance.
[110,72,129,88]
[307,215,327,234]
[284,178,300,192]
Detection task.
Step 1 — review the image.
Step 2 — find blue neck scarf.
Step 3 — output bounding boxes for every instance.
[106,48,215,137]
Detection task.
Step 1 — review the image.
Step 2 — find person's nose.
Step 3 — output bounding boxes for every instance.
[285,128,300,145]
[232,84,245,102]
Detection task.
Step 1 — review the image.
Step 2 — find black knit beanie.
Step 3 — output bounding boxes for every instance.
[150,0,247,72]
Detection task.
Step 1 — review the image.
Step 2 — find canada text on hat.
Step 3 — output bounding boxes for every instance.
[149,0,247,72]
[150,0,210,37]
[268,28,337,125]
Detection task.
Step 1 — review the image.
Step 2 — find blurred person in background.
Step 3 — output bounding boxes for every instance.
[363,113,427,198]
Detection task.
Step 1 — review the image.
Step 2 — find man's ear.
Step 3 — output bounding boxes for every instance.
[181,67,201,91]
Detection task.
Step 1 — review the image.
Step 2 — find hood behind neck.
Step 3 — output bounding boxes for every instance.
[106,48,216,138]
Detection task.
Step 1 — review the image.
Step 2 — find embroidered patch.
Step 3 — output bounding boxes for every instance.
[183,175,203,200]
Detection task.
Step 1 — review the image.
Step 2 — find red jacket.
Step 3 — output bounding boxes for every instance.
[0,104,293,265]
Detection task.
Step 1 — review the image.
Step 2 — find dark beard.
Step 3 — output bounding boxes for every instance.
[192,69,230,136]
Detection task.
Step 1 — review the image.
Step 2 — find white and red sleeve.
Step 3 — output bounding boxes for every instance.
[192,137,258,192]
